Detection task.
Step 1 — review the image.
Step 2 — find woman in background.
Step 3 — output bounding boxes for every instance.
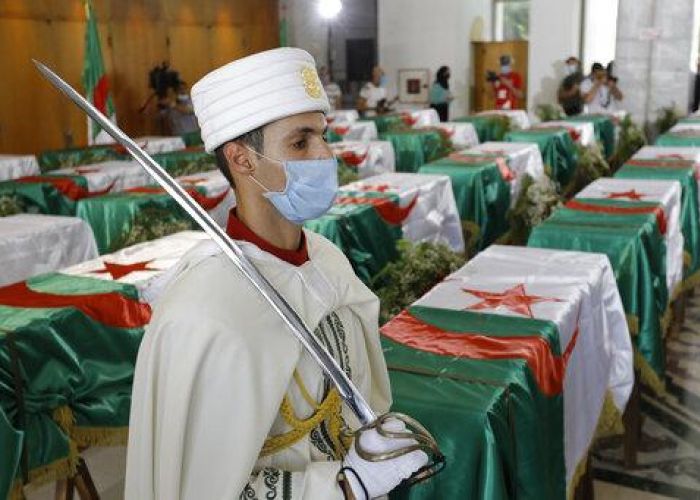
[429,66,453,121]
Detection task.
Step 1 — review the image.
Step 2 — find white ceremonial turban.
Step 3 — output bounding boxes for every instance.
[191,47,330,153]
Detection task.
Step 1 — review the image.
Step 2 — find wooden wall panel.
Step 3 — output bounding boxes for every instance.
[0,0,279,154]
[109,20,169,136]
[0,18,62,152]
[168,25,212,86]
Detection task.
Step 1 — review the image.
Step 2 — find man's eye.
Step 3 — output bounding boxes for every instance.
[293,139,307,150]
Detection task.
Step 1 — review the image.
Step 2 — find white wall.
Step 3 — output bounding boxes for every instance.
[527,0,583,115]
[616,0,696,122]
[281,0,331,67]
[378,0,492,116]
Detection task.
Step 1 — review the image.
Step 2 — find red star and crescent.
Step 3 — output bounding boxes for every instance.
[358,183,392,193]
[606,189,645,201]
[94,260,156,280]
[462,283,563,318]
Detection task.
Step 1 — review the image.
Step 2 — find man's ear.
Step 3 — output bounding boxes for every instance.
[223,141,255,177]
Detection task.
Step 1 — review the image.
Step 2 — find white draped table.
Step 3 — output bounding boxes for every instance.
[414,245,634,492]
[0,154,40,181]
[48,160,152,193]
[424,122,480,149]
[401,108,440,127]
[177,170,236,227]
[576,177,684,298]
[0,214,98,286]
[329,120,379,142]
[343,172,465,252]
[60,230,210,302]
[134,136,186,154]
[326,109,360,124]
[534,120,596,147]
[330,140,396,178]
[461,141,546,205]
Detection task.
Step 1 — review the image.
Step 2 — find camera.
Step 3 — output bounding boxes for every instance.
[486,71,499,83]
[148,62,182,100]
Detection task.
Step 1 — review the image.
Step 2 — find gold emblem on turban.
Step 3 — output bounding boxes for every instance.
[301,66,323,99]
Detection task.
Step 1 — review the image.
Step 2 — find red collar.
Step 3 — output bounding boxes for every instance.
[226,210,309,267]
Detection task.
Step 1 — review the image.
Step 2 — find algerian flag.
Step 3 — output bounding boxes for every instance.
[82,0,115,145]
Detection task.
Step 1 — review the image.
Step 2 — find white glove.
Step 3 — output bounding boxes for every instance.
[342,419,429,499]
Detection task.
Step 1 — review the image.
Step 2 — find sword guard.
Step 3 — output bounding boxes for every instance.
[353,412,445,487]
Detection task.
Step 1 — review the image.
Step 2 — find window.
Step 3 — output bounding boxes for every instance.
[582,0,619,71]
[494,0,530,41]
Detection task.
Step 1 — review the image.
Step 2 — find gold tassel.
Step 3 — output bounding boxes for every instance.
[634,350,666,396]
[683,268,700,292]
[566,391,624,500]
[626,314,639,336]
[72,427,129,449]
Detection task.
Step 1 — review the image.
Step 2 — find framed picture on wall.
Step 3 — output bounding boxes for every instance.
[398,69,430,104]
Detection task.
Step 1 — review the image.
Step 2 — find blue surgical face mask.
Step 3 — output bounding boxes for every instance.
[501,65,512,74]
[566,63,579,75]
[247,149,338,224]
[379,75,388,87]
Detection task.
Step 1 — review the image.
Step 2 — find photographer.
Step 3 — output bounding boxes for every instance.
[490,55,524,110]
[580,62,623,113]
[357,65,397,117]
[558,56,584,116]
[169,81,198,135]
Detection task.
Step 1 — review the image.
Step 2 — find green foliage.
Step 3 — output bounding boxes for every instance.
[337,161,360,186]
[489,115,513,139]
[655,105,680,136]
[168,156,217,177]
[116,206,193,251]
[507,174,562,245]
[40,149,120,172]
[371,240,467,324]
[563,144,611,198]
[0,194,23,217]
[425,128,455,161]
[609,115,647,171]
[536,104,564,122]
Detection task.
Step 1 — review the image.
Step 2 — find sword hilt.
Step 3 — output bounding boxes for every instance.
[353,412,445,487]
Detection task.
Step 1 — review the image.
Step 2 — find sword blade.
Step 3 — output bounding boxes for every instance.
[33,59,376,426]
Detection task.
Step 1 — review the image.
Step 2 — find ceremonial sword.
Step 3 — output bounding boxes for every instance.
[34,60,443,482]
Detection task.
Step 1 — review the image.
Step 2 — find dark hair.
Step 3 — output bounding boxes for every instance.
[591,62,605,73]
[214,127,265,187]
[436,66,450,89]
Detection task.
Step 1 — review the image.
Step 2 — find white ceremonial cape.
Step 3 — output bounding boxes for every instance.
[125,230,391,500]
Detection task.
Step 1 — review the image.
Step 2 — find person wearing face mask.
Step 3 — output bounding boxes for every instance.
[357,65,396,116]
[319,65,343,111]
[558,56,584,116]
[429,66,454,122]
[492,54,524,110]
[580,62,624,113]
[167,81,199,134]
[125,48,428,500]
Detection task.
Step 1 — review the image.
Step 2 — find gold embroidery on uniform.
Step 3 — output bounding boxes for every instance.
[301,66,323,99]
[261,370,351,458]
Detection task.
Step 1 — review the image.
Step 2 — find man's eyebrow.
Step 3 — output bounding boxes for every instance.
[284,126,324,139]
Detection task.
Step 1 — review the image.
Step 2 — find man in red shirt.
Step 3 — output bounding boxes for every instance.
[492,54,524,110]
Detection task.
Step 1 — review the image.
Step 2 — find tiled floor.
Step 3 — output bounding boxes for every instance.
[593,293,700,499]
[23,297,700,500]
